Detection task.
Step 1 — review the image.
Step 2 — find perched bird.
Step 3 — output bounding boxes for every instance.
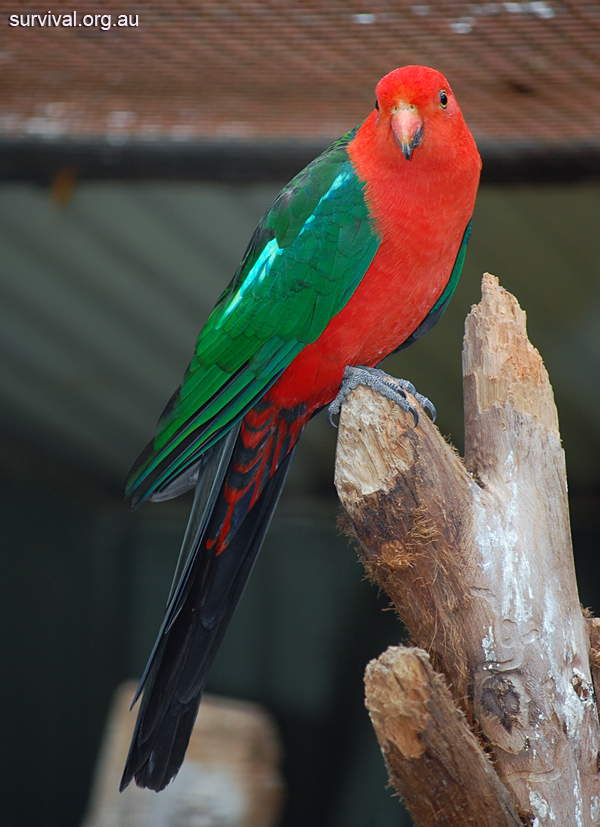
[121,65,481,792]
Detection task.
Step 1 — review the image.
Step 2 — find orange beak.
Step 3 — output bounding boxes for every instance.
[391,107,424,161]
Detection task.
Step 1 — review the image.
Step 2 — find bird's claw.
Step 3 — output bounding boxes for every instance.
[327,365,436,428]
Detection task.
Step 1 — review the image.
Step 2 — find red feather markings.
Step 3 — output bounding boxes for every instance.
[206,400,307,555]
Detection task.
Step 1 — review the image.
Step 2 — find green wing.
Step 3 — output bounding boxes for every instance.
[127,127,381,504]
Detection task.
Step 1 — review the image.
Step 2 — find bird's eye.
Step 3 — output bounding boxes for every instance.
[439,90,448,109]
[375,99,379,111]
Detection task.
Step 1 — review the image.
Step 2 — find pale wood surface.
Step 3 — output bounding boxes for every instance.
[462,275,600,822]
[335,274,600,826]
[82,683,284,827]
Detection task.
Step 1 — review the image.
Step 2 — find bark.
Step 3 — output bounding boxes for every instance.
[335,274,600,826]
[365,646,521,826]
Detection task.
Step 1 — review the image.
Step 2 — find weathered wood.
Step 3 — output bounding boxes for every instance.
[587,617,600,710]
[365,646,522,826]
[335,274,600,825]
[462,274,600,824]
[334,378,475,709]
[82,683,284,827]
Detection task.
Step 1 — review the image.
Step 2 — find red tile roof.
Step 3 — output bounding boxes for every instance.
[2,0,599,149]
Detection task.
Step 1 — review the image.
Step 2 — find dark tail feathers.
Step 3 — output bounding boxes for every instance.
[120,446,296,792]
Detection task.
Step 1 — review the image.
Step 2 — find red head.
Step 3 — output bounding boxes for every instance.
[367,65,478,170]
[348,65,481,266]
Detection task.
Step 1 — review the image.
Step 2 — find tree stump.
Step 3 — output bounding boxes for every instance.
[334,274,600,826]
[82,684,283,827]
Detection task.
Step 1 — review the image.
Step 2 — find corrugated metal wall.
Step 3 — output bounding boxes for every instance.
[2,179,600,827]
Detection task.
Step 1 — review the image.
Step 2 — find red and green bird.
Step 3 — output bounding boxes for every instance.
[120,65,481,791]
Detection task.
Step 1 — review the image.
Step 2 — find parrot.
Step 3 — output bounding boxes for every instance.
[120,65,481,792]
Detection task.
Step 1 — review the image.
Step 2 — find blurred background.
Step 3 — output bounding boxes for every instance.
[1,2,600,825]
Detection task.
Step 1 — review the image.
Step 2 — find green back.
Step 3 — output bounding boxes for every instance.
[127,127,381,502]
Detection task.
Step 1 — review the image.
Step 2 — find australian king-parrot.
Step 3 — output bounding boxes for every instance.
[120,65,481,791]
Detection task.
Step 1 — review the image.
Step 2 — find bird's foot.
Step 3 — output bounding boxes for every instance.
[327,365,436,427]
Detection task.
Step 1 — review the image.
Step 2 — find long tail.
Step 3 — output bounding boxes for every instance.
[120,400,306,792]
